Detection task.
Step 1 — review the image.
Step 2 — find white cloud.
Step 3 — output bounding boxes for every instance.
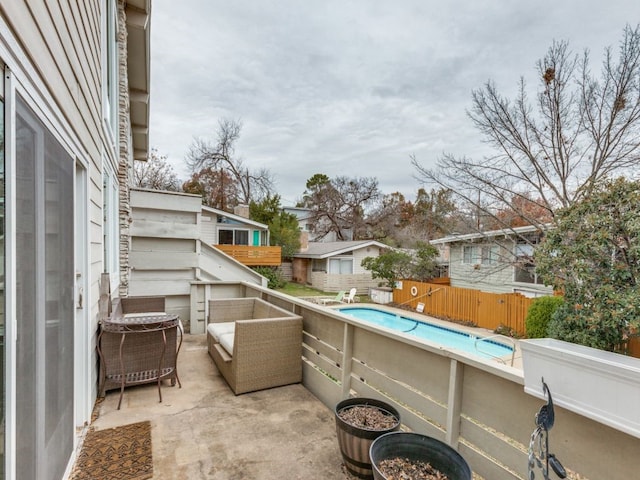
[150,0,639,204]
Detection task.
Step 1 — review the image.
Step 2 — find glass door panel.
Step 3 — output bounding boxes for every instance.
[15,95,73,480]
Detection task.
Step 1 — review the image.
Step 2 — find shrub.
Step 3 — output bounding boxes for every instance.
[525,296,564,338]
[252,266,286,289]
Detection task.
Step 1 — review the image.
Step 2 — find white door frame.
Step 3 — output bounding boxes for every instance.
[74,162,91,428]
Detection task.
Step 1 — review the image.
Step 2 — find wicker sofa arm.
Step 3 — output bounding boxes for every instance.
[208,315,303,395]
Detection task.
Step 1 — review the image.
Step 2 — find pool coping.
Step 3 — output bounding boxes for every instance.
[330,302,523,369]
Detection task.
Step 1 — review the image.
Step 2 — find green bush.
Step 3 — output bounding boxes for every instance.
[525,296,564,338]
[252,266,286,289]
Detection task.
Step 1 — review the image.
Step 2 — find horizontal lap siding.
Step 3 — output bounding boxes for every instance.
[3,1,106,295]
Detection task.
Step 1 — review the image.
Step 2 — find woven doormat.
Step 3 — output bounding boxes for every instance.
[71,421,153,480]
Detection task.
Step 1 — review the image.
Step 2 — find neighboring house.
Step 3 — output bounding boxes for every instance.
[283,206,314,236]
[201,204,280,266]
[1,2,152,478]
[293,240,389,294]
[283,205,353,242]
[430,225,553,297]
[201,204,269,248]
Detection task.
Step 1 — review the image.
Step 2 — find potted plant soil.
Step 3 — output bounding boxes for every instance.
[335,397,401,479]
[370,432,471,480]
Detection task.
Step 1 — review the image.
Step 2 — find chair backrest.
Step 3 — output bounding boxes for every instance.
[335,291,346,301]
[345,288,357,301]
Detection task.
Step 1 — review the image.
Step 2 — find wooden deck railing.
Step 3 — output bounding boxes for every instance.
[188,281,640,480]
[213,245,282,266]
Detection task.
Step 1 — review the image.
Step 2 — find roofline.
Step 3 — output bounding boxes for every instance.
[202,205,268,229]
[430,224,550,245]
[294,240,391,259]
[126,0,151,161]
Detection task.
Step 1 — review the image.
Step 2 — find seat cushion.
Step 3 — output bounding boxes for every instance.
[218,333,235,356]
[207,322,236,342]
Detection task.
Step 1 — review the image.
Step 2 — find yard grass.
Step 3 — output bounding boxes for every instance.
[275,282,371,303]
[275,282,333,297]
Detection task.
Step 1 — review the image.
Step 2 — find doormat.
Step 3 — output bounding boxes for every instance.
[71,421,153,480]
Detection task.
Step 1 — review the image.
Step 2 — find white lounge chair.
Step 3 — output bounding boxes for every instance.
[343,288,357,304]
[318,291,345,305]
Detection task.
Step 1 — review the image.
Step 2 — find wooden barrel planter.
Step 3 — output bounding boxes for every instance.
[335,398,401,479]
[370,432,471,480]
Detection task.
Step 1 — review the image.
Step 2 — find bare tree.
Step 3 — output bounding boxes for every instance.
[300,173,381,241]
[133,148,180,191]
[182,167,239,209]
[185,119,274,205]
[413,24,640,237]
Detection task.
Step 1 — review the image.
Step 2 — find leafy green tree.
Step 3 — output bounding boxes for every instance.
[249,194,282,224]
[361,250,413,288]
[269,212,301,259]
[525,296,564,338]
[362,243,440,288]
[411,242,440,281]
[535,177,640,351]
[250,194,301,259]
[252,266,286,289]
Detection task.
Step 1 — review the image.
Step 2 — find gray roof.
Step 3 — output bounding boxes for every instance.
[201,205,268,229]
[294,240,389,259]
[430,224,550,245]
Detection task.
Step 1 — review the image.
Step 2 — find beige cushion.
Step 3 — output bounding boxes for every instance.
[207,322,235,342]
[218,333,235,356]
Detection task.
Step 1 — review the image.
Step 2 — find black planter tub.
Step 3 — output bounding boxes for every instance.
[370,431,471,480]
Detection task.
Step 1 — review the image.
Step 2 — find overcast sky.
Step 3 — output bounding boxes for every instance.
[149,1,639,206]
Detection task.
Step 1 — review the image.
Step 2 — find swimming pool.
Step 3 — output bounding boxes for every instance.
[337,306,514,360]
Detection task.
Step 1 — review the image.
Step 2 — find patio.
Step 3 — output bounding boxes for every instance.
[85,283,640,480]
[90,333,347,479]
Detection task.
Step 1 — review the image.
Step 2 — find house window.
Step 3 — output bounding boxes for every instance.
[463,245,475,264]
[103,163,119,282]
[329,258,353,274]
[219,228,249,245]
[102,0,118,144]
[481,245,499,265]
[514,242,544,284]
[312,259,326,272]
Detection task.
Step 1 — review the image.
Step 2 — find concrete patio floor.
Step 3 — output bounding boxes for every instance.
[90,333,347,479]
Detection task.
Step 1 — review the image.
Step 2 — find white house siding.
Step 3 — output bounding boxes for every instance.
[309,272,379,295]
[1,1,147,478]
[200,211,218,245]
[129,189,202,323]
[129,189,266,330]
[351,246,380,273]
[448,241,552,296]
[305,245,382,294]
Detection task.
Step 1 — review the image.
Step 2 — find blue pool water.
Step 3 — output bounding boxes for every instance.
[338,307,513,359]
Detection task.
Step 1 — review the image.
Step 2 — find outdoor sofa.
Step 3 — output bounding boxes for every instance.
[207,297,303,395]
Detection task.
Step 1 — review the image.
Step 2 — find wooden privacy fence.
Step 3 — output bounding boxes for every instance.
[394,280,640,357]
[394,280,533,336]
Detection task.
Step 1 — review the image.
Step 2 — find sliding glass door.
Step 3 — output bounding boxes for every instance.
[15,95,74,480]
[1,61,5,480]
